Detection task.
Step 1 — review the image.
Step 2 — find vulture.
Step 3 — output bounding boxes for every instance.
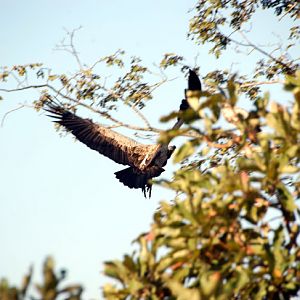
[45,69,201,197]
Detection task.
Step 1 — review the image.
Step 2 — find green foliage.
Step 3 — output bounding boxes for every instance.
[102,74,300,299]
[0,52,157,113]
[0,257,83,300]
[189,0,299,58]
[160,53,184,69]
[1,1,300,299]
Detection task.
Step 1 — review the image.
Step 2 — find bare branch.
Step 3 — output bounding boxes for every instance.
[1,104,28,127]
[46,84,161,132]
[0,84,161,133]
[69,27,83,69]
[0,85,47,93]
[10,70,28,88]
[241,79,284,88]
[238,31,295,73]
[279,2,297,21]
[132,76,173,108]
[130,104,152,128]
[90,49,124,70]
[54,27,83,70]
[223,30,296,73]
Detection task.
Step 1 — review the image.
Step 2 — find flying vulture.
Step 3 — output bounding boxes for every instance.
[44,69,201,197]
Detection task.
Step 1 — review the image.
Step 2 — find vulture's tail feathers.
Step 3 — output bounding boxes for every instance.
[114,166,164,198]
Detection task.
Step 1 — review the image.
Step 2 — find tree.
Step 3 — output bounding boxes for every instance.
[0,1,299,299]
[0,257,83,300]
[102,73,300,299]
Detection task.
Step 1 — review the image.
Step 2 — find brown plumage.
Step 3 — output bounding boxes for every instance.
[44,102,176,197]
[44,69,201,197]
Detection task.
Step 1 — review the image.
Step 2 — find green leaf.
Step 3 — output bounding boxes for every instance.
[272,226,286,280]
[103,261,123,281]
[167,280,200,300]
[123,255,136,272]
[186,90,201,111]
[291,91,300,130]
[279,165,298,174]
[228,79,237,106]
[160,111,179,123]
[173,142,195,163]
[48,75,58,81]
[200,271,221,297]
[277,183,297,213]
[234,267,249,291]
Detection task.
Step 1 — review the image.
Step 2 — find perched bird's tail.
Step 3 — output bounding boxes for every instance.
[114,166,164,198]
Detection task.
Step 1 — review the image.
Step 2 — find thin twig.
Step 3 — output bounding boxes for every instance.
[0,85,47,92]
[204,137,234,149]
[54,27,83,70]
[224,30,295,73]
[69,27,83,69]
[90,49,124,70]
[279,2,297,21]
[130,104,152,128]
[241,79,283,88]
[238,31,294,72]
[0,84,161,133]
[265,215,282,223]
[45,84,159,132]
[1,104,26,127]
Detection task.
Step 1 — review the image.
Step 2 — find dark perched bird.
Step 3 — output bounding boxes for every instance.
[44,70,201,197]
[188,69,202,91]
[180,69,202,111]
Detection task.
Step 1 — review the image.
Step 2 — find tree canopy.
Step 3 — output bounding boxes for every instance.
[0,1,299,299]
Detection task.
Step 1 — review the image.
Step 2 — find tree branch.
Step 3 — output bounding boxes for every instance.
[240,79,284,88]
[238,31,295,73]
[54,27,83,70]
[1,104,27,127]
[0,85,47,93]
[222,29,295,74]
[279,2,297,21]
[130,104,152,129]
[0,84,161,133]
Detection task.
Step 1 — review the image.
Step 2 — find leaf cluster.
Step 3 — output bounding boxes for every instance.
[188,0,299,74]
[0,257,83,300]
[102,73,300,299]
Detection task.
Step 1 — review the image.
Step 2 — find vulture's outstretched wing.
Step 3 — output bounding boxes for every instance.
[44,102,159,170]
[43,70,201,197]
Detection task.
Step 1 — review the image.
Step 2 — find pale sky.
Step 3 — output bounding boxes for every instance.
[0,1,297,299]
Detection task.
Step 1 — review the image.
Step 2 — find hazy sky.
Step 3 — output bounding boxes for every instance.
[0,1,297,299]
